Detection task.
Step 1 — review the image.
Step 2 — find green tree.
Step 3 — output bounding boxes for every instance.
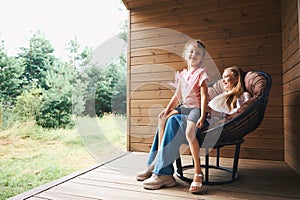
[0,40,25,104]
[83,55,127,117]
[0,40,26,128]
[82,20,128,117]
[83,64,106,117]
[18,31,56,89]
[111,54,127,115]
[66,36,93,71]
[35,61,75,128]
[65,37,91,116]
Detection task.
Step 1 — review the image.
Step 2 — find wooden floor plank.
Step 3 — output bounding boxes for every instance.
[10,152,300,200]
[37,181,200,200]
[36,190,98,200]
[26,197,51,200]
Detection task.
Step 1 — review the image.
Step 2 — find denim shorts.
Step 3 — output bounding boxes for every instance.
[175,106,200,123]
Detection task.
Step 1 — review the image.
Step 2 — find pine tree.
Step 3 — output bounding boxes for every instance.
[18,31,56,89]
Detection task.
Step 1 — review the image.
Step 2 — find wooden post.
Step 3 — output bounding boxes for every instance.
[298,0,300,49]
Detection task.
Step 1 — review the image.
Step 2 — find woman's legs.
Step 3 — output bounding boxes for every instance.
[146,130,159,166]
[142,114,188,189]
[136,130,159,181]
[138,114,187,182]
[153,114,188,175]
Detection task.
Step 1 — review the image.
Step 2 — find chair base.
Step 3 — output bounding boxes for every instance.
[176,139,243,185]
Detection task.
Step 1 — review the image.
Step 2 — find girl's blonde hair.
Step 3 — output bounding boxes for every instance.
[182,39,206,62]
[224,66,246,112]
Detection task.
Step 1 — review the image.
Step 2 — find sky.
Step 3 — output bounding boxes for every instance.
[0,0,127,60]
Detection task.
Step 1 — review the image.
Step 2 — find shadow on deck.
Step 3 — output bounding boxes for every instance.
[10,152,300,200]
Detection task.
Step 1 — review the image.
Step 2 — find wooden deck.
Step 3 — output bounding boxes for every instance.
[11,152,300,200]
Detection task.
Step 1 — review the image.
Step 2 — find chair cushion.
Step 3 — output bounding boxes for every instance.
[208,79,225,100]
[244,71,267,97]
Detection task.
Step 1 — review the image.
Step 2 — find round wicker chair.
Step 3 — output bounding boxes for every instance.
[175,70,272,185]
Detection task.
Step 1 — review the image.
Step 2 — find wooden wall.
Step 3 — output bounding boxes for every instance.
[282,0,300,174]
[124,0,284,160]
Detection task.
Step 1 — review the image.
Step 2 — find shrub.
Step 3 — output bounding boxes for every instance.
[13,87,42,122]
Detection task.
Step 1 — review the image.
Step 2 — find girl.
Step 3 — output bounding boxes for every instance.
[157,39,210,193]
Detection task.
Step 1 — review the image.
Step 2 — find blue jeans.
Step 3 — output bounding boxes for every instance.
[146,114,208,176]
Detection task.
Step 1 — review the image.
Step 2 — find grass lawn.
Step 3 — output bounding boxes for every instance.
[0,114,126,200]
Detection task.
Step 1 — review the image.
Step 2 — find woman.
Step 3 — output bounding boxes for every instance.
[209,66,251,115]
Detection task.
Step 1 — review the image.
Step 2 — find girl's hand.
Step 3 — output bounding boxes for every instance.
[196,118,205,129]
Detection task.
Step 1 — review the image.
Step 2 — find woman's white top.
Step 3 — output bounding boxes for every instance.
[208,92,251,115]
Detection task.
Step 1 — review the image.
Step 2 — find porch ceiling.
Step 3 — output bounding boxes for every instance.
[121,0,166,10]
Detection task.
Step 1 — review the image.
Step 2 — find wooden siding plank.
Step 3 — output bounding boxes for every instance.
[283,91,300,106]
[131,53,182,65]
[129,66,282,86]
[283,61,300,84]
[129,136,285,151]
[130,52,282,71]
[129,106,282,118]
[282,29,299,63]
[131,9,280,34]
[211,53,282,67]
[283,76,300,95]
[130,99,170,108]
[129,143,284,161]
[131,16,281,43]
[129,116,282,127]
[282,12,299,52]
[131,0,278,20]
[131,35,188,50]
[130,90,173,100]
[282,48,300,72]
[130,45,183,57]
[131,82,175,92]
[129,127,284,144]
[131,63,183,74]
[281,0,298,30]
[131,71,175,82]
[131,82,176,93]
[131,41,281,61]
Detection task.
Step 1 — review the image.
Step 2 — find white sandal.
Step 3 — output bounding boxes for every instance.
[189,173,203,193]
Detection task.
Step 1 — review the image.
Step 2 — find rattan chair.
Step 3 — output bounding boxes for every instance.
[175,71,272,185]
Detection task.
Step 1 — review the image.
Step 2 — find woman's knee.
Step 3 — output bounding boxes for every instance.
[163,114,182,137]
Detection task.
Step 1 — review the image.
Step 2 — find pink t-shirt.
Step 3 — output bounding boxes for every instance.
[178,67,210,108]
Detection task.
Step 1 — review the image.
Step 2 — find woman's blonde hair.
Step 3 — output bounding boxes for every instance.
[224,66,246,112]
[182,39,206,62]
